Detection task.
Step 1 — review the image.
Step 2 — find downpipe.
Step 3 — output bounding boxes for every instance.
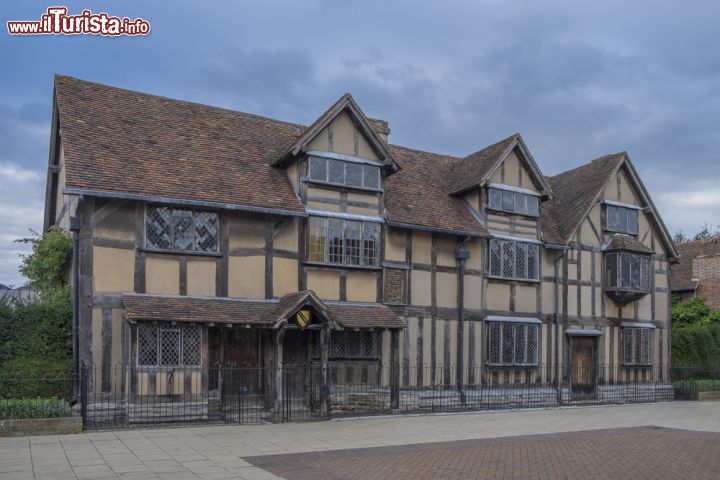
[456,239,471,407]
[70,214,81,403]
[554,248,568,405]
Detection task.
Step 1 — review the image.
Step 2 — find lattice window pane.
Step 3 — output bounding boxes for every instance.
[363,165,380,189]
[331,331,347,357]
[515,193,528,214]
[345,221,361,265]
[347,331,362,357]
[502,190,514,211]
[362,331,377,357]
[172,210,194,250]
[362,222,380,266]
[489,188,502,210]
[146,207,171,249]
[308,217,327,262]
[489,240,502,276]
[160,328,181,366]
[528,245,539,280]
[607,205,618,231]
[623,329,635,364]
[488,323,501,364]
[628,209,638,234]
[502,241,515,278]
[620,253,631,288]
[182,326,201,366]
[346,163,363,187]
[137,324,158,366]
[527,195,539,216]
[515,243,528,280]
[328,219,344,263]
[514,324,526,364]
[502,323,514,364]
[527,325,538,364]
[616,208,628,233]
[630,254,642,289]
[309,157,327,182]
[195,211,218,252]
[328,159,345,184]
[641,257,650,290]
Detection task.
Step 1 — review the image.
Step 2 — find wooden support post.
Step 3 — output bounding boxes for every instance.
[273,328,286,419]
[320,327,330,418]
[263,331,273,411]
[390,329,400,411]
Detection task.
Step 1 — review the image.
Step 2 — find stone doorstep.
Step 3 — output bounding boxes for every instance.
[0,417,83,437]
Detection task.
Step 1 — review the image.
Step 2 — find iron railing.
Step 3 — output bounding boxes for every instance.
[4,363,719,429]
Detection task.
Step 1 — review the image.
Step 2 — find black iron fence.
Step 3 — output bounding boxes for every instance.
[3,363,719,429]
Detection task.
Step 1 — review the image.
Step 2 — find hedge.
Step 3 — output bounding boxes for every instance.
[0,398,73,420]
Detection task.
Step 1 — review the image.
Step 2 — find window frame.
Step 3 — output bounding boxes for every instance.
[605,204,639,235]
[486,321,539,367]
[307,157,382,191]
[145,205,220,254]
[136,323,202,368]
[605,252,651,292]
[488,238,540,282]
[621,327,654,366]
[329,330,378,359]
[306,216,381,268]
[487,186,540,217]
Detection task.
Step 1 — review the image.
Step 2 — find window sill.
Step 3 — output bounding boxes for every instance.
[304,179,383,194]
[485,363,539,369]
[487,275,540,284]
[303,261,382,271]
[620,364,654,368]
[603,228,638,236]
[486,207,539,219]
[140,247,223,258]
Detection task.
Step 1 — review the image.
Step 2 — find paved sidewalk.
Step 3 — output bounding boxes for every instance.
[1,402,719,479]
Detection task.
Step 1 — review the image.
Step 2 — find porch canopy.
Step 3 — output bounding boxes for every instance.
[121,290,404,330]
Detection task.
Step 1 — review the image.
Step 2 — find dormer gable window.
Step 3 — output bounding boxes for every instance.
[308,155,381,190]
[605,202,639,235]
[487,185,539,217]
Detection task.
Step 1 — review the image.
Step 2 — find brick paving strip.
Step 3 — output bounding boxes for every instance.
[244,426,720,480]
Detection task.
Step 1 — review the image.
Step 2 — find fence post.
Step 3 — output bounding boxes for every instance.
[320,327,330,418]
[80,362,88,428]
[390,329,400,411]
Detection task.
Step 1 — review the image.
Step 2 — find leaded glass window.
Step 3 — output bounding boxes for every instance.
[487,187,540,217]
[330,331,377,358]
[146,206,218,253]
[307,217,381,267]
[487,321,538,366]
[622,328,653,366]
[136,324,202,367]
[606,204,639,235]
[488,239,540,281]
[606,252,651,291]
[307,156,382,190]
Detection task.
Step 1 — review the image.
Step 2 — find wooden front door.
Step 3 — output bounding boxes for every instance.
[570,336,597,397]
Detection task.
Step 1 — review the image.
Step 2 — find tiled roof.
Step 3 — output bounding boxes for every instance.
[53,76,669,248]
[445,134,519,195]
[671,237,720,292]
[540,153,625,244]
[55,76,306,214]
[604,234,654,254]
[122,292,404,329]
[385,145,488,236]
[55,76,482,236]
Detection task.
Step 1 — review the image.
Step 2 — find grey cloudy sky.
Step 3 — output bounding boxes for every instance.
[1,0,719,286]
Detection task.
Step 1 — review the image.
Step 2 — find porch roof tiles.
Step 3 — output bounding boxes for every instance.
[121,292,404,329]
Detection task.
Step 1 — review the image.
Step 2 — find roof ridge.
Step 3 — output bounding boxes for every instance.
[54,74,308,130]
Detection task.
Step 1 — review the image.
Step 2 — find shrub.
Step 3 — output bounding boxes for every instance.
[0,398,73,420]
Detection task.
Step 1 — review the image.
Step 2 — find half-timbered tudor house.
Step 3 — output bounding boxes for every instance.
[44,76,678,423]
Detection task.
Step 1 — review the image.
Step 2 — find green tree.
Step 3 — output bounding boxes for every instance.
[16,226,72,293]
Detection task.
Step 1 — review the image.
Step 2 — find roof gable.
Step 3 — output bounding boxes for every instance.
[541,152,678,258]
[274,93,398,171]
[446,134,552,197]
